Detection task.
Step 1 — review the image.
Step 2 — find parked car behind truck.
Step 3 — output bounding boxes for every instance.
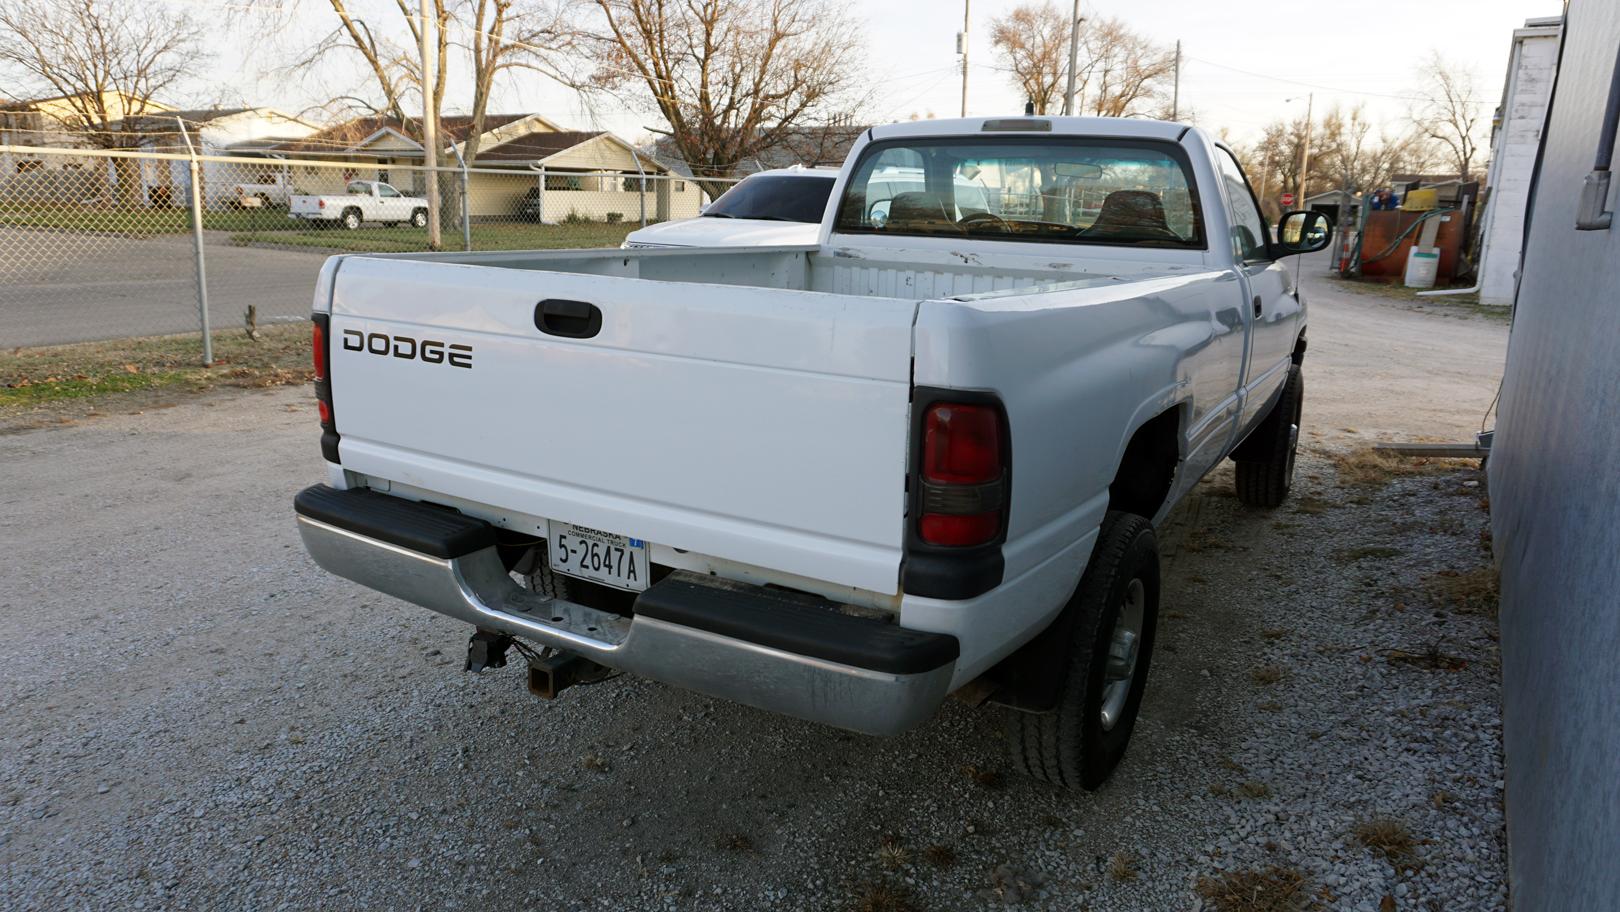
[293,116,1332,789]
[621,166,839,248]
[289,180,428,230]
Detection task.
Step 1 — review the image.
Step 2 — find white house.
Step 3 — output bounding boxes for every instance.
[1479,16,1562,306]
[119,108,319,209]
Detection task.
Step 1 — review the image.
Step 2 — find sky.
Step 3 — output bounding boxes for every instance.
[187,0,1556,148]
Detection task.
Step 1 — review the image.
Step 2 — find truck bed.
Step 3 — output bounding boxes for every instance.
[314,245,1194,600]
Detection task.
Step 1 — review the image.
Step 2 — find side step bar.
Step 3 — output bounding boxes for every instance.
[293,485,959,735]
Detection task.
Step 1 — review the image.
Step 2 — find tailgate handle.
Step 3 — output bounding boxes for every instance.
[535,299,603,339]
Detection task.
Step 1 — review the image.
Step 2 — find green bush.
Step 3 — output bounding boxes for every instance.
[562,209,590,225]
[605,211,623,223]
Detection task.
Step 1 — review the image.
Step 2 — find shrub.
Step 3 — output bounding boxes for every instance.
[605,211,623,223]
[562,209,590,225]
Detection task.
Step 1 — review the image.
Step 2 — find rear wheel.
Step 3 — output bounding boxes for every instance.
[341,208,362,231]
[1006,510,1160,790]
[410,208,428,228]
[1234,364,1304,507]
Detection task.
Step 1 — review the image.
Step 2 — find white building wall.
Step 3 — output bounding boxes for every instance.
[1489,2,1620,908]
[1480,24,1560,305]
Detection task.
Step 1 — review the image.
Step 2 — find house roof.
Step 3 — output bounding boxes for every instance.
[0,92,171,113]
[475,131,606,161]
[1391,173,1468,187]
[267,113,533,155]
[113,107,314,134]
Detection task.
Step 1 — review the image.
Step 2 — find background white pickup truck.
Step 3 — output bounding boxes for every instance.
[289,180,428,230]
[294,116,1331,789]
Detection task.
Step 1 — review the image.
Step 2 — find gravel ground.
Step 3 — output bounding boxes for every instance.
[0,267,1509,911]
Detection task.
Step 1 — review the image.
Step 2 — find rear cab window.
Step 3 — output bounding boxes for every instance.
[833,136,1205,249]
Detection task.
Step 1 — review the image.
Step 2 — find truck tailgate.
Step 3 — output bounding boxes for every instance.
[323,256,918,594]
[289,196,323,217]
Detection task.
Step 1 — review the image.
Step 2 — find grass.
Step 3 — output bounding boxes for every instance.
[0,204,638,251]
[1329,274,1511,322]
[1239,780,1272,799]
[228,219,635,253]
[1422,566,1500,616]
[1,324,311,411]
[1353,816,1420,872]
[1250,665,1285,685]
[1108,851,1138,882]
[1331,447,1475,487]
[850,880,921,912]
[961,764,1003,789]
[0,201,291,236]
[921,845,956,868]
[875,834,911,869]
[1194,865,1312,912]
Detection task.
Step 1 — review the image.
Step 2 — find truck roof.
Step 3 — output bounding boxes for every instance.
[867,116,1192,143]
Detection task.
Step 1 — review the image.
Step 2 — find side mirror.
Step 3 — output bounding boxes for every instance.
[1274,210,1333,256]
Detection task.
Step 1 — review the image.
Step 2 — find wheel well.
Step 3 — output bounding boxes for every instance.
[1292,330,1308,365]
[1107,407,1182,520]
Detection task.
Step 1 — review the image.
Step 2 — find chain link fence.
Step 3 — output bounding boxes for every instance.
[1,145,734,355]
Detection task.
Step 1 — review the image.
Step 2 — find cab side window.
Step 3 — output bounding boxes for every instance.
[1215,149,1269,262]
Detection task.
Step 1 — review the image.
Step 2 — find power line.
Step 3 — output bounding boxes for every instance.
[1183,55,1491,104]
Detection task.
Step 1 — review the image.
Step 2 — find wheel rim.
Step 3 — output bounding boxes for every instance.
[1100,577,1146,731]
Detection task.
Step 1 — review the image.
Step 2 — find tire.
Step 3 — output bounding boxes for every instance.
[341,208,362,231]
[410,209,428,228]
[1234,364,1304,508]
[1006,510,1160,790]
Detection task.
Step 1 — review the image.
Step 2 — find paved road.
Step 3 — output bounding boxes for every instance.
[0,228,328,347]
[0,268,1511,910]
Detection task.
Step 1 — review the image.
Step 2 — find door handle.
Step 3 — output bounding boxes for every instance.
[1252,295,1264,319]
[534,299,603,339]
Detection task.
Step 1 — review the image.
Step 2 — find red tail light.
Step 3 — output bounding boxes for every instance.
[318,198,326,209]
[923,404,1001,484]
[312,313,340,463]
[312,321,327,381]
[918,401,1008,547]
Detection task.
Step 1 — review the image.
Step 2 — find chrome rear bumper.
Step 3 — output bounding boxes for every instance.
[296,506,956,735]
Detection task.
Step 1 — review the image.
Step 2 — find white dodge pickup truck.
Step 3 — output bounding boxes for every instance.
[288,180,429,230]
[294,117,1330,789]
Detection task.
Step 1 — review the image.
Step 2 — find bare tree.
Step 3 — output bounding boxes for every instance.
[1408,51,1486,181]
[293,0,449,134]
[0,0,206,200]
[575,0,865,196]
[463,0,570,162]
[988,2,1069,115]
[1073,17,1176,118]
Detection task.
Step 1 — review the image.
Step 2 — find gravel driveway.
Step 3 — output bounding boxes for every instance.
[0,266,1509,910]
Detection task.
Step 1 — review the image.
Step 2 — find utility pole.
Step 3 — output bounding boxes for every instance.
[1297,92,1314,207]
[420,1,442,250]
[1171,40,1182,120]
[1062,0,1081,115]
[959,0,970,117]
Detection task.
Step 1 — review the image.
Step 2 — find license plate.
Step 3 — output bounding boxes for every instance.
[548,523,650,592]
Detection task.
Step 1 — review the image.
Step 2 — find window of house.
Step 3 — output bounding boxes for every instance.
[545,174,586,191]
[675,181,686,192]
[17,159,42,173]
